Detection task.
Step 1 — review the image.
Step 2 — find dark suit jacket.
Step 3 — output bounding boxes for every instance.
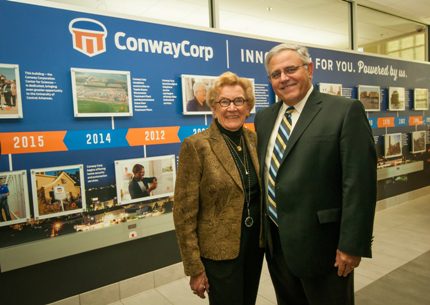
[173,122,262,276]
[255,89,376,278]
[129,177,156,199]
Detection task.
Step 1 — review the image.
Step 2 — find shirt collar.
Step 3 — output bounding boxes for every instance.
[280,85,313,114]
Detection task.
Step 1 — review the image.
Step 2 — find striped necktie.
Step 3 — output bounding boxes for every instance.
[267,106,294,225]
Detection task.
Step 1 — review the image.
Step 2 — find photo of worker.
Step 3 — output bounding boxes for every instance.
[0,64,23,119]
[71,68,133,117]
[31,164,86,219]
[115,155,176,205]
[0,170,30,227]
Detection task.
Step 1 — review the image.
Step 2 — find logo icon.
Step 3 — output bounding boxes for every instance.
[69,18,107,57]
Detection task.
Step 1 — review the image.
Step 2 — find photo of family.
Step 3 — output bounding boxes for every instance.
[0,64,22,119]
[71,68,132,117]
[31,165,86,219]
[115,155,176,205]
[0,170,30,227]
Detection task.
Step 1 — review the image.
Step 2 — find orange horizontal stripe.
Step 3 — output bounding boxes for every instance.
[0,131,67,154]
[126,126,180,146]
[377,117,395,128]
[409,116,423,126]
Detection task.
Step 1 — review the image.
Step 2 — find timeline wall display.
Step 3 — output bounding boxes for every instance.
[1,0,430,268]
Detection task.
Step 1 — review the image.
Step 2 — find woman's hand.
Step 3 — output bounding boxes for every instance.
[190,271,210,299]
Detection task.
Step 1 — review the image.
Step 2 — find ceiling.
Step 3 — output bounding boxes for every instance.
[359,0,430,25]
[19,0,430,49]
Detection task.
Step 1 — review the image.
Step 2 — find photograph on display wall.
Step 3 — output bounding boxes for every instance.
[0,170,30,227]
[31,165,86,219]
[388,87,406,111]
[411,130,427,153]
[181,74,216,115]
[358,85,381,112]
[414,88,429,110]
[319,82,342,96]
[115,155,176,205]
[71,68,132,117]
[181,74,256,115]
[0,64,23,119]
[384,133,403,158]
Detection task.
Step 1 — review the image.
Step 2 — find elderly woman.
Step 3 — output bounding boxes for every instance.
[173,71,264,305]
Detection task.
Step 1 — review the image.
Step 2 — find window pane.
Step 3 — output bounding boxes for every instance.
[416,33,425,45]
[400,48,414,60]
[401,36,414,49]
[218,0,350,50]
[357,5,427,61]
[415,46,425,61]
[387,40,400,52]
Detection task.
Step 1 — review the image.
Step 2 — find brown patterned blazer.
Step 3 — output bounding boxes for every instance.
[173,122,261,276]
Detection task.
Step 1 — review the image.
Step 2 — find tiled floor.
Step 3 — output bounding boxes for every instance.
[108,190,430,305]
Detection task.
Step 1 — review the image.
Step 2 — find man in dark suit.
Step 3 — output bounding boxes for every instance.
[254,43,376,305]
[128,163,157,199]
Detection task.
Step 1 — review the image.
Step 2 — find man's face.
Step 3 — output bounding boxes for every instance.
[268,50,313,105]
[195,87,207,104]
[134,168,145,179]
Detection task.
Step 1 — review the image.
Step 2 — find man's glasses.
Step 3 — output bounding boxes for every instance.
[217,97,247,107]
[269,64,308,80]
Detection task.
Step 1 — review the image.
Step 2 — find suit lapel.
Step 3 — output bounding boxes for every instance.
[209,123,243,190]
[281,90,322,162]
[259,101,283,167]
[243,129,259,179]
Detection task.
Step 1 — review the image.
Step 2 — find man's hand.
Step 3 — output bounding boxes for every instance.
[190,271,209,299]
[334,249,361,277]
[148,178,158,192]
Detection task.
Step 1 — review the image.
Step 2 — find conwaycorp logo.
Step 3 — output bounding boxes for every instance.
[114,32,214,62]
[69,18,107,57]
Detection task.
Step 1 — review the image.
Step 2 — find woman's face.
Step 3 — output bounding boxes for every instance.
[212,85,251,131]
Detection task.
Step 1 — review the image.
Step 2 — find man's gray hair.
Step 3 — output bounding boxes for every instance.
[264,43,312,74]
[192,81,207,94]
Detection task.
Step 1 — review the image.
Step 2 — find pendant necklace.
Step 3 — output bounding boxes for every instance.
[223,134,253,227]
[223,133,243,153]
